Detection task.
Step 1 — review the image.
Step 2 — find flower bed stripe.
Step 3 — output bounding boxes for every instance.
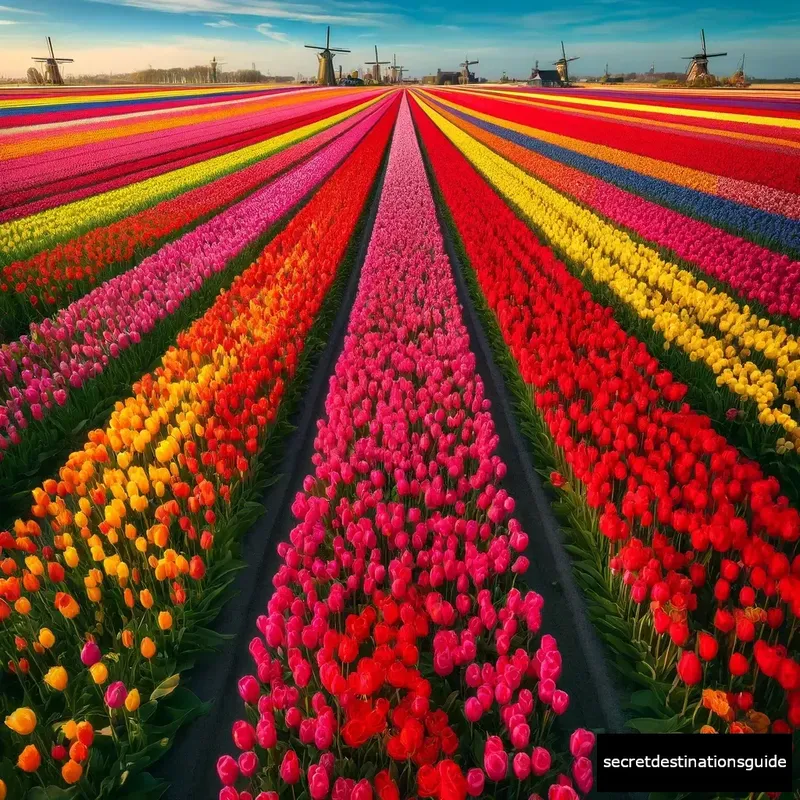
[0,93,397,800]
[457,86,800,128]
[444,88,800,149]
[0,100,393,495]
[0,88,347,158]
[0,88,304,132]
[422,98,800,324]
[1,93,375,211]
[431,88,800,194]
[413,93,800,460]
[212,93,594,800]
[0,94,385,266]
[423,93,800,237]
[411,91,800,737]
[0,98,391,334]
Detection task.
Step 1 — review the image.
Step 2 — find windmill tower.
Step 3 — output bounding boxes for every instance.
[305,26,350,86]
[459,55,478,84]
[365,45,390,83]
[210,57,226,84]
[389,53,406,84]
[32,37,73,86]
[553,41,579,85]
[683,29,726,85]
[729,53,749,87]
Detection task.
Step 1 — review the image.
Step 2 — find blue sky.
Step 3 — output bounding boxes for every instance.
[0,0,798,79]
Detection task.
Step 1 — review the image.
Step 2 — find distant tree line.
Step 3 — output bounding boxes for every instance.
[17,66,296,85]
[126,66,294,84]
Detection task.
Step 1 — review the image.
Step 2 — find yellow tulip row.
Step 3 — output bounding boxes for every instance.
[0,95,382,265]
[416,96,800,451]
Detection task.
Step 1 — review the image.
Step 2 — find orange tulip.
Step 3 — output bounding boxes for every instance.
[62,759,83,784]
[140,637,156,659]
[17,744,41,772]
[54,592,80,619]
[69,741,88,763]
[76,721,94,747]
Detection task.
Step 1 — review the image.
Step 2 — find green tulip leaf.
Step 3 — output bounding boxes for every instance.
[149,674,180,701]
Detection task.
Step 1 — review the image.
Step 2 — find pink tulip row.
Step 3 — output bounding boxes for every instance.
[0,103,390,457]
[538,154,800,319]
[4,92,379,193]
[215,97,593,800]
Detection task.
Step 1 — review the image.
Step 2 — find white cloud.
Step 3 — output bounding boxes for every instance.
[87,0,399,27]
[256,22,289,42]
[0,19,18,24]
[204,18,237,26]
[0,4,43,12]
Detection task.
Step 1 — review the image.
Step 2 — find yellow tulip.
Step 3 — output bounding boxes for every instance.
[44,666,68,691]
[5,707,36,735]
[38,628,55,649]
[89,662,108,684]
[125,688,141,712]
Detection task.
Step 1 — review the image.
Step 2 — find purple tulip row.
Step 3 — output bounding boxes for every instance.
[0,100,392,457]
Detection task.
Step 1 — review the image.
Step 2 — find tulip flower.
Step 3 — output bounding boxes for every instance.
[125,689,141,712]
[5,707,36,735]
[105,682,128,709]
[80,641,102,667]
[44,665,68,691]
[279,751,300,784]
[17,744,41,773]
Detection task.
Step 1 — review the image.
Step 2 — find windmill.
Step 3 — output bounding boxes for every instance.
[365,45,390,83]
[305,26,350,86]
[728,53,749,87]
[682,29,726,85]
[601,63,623,84]
[389,53,407,84]
[32,37,73,86]
[210,57,226,84]
[553,40,578,85]
[459,55,478,84]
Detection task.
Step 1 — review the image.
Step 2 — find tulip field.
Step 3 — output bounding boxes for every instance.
[0,79,799,800]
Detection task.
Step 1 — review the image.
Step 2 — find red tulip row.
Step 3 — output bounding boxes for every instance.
[412,95,800,736]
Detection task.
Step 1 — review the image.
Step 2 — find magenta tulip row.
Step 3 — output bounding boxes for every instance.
[215,97,594,800]
[0,103,389,456]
